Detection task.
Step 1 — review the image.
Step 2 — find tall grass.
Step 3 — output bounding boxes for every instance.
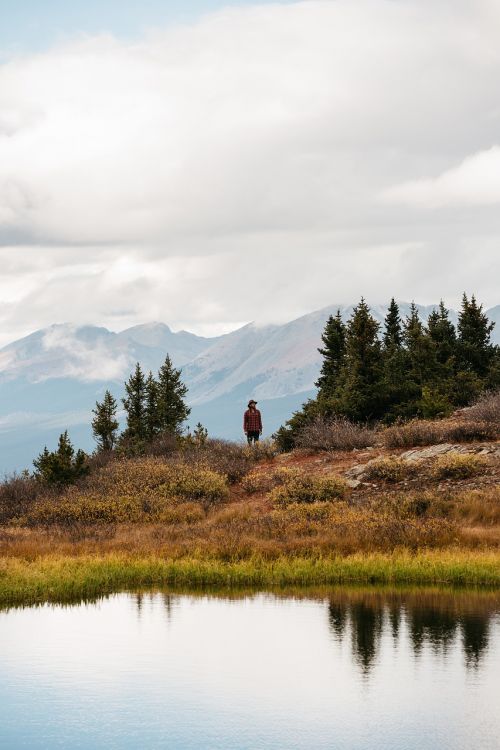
[1,552,500,606]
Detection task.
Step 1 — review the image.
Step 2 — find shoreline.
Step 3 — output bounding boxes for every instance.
[2,550,500,607]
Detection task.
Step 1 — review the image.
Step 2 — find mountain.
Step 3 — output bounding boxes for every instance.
[0,302,498,473]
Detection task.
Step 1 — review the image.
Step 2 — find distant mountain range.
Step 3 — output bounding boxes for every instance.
[1,302,499,473]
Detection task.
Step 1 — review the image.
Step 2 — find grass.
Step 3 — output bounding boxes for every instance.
[1,551,500,606]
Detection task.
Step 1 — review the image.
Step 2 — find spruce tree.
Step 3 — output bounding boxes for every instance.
[315,311,346,397]
[33,431,88,486]
[122,363,147,441]
[427,301,456,367]
[92,390,119,451]
[381,299,407,419]
[336,299,384,421]
[156,355,190,434]
[457,294,495,377]
[383,298,403,351]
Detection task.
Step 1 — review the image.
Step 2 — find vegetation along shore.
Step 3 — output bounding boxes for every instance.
[1,298,500,604]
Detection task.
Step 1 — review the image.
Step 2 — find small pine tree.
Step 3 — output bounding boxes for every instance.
[122,363,147,441]
[315,311,346,398]
[33,431,88,486]
[156,355,190,434]
[193,422,208,446]
[92,390,119,451]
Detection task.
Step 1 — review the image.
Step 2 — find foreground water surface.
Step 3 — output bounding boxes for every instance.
[1,588,499,749]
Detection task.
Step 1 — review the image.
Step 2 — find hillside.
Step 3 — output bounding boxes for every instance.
[0,301,499,473]
[1,410,500,601]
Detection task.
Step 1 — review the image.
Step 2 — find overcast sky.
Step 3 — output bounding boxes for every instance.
[1,0,499,346]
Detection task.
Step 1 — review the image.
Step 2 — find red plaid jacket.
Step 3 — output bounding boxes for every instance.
[243,408,262,432]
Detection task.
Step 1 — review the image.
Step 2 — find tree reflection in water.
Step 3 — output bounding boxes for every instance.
[328,589,498,675]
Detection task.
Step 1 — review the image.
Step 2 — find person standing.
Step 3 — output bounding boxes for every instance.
[243,400,262,445]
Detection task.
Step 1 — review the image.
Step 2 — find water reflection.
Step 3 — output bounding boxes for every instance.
[327,589,498,674]
[1,587,499,750]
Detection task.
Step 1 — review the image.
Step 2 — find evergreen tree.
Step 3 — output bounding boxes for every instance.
[122,363,147,440]
[457,294,495,377]
[315,311,346,397]
[193,422,208,446]
[33,431,88,486]
[427,301,456,367]
[145,371,160,440]
[381,299,407,419]
[92,390,119,451]
[156,355,190,434]
[403,303,436,386]
[336,299,384,421]
[383,298,403,351]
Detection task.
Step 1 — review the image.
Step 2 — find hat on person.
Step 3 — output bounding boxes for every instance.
[247,399,258,407]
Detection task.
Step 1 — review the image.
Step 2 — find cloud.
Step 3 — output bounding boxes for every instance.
[1,0,500,345]
[382,147,500,208]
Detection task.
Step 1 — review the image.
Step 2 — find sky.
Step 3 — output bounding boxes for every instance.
[1,0,500,346]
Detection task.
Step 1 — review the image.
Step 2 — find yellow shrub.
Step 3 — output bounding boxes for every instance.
[432,453,487,480]
[156,465,229,504]
[269,471,349,507]
[365,457,416,483]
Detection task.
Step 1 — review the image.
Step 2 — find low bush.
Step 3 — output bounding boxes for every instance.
[382,420,446,448]
[295,416,376,452]
[364,457,416,483]
[382,419,498,448]
[241,470,276,494]
[156,464,229,505]
[463,391,500,426]
[269,470,349,507]
[432,453,488,481]
[0,472,57,524]
[446,422,499,443]
[24,459,229,526]
[178,439,254,483]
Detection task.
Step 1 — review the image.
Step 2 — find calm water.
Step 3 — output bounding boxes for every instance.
[1,588,499,750]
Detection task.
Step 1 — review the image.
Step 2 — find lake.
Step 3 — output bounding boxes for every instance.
[1,588,499,749]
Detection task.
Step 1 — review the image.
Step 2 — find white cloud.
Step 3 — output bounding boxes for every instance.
[382,146,500,208]
[1,0,500,346]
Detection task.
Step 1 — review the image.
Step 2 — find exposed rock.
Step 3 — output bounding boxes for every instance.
[346,478,362,489]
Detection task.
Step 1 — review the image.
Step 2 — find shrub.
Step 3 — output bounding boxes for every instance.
[295,416,376,452]
[0,472,50,524]
[445,422,498,442]
[463,391,500,426]
[364,457,416,483]
[25,458,229,526]
[432,453,488,481]
[382,419,498,449]
[241,470,275,494]
[156,465,229,505]
[269,471,349,507]
[382,420,446,448]
[179,439,253,483]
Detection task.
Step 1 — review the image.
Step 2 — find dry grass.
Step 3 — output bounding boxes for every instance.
[364,457,417,483]
[463,390,500,425]
[431,453,488,481]
[269,471,350,508]
[296,416,376,452]
[382,419,498,448]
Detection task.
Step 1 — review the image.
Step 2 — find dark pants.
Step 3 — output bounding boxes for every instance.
[247,431,260,445]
